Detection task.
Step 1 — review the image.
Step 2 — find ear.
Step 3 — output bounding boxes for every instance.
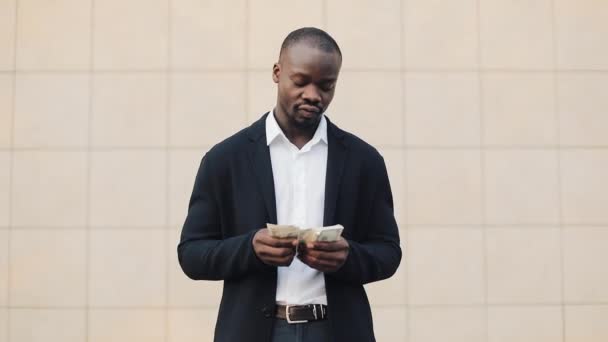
[272,63,280,84]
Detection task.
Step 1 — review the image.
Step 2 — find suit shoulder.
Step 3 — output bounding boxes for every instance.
[340,129,384,164]
[203,126,251,164]
[208,127,250,155]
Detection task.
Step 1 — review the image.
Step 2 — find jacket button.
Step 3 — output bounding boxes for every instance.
[261,306,272,318]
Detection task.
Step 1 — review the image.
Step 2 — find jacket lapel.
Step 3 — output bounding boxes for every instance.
[323,117,348,226]
[247,113,278,224]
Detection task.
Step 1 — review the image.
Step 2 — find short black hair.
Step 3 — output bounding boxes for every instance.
[279,27,342,59]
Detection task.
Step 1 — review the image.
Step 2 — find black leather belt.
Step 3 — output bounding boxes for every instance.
[276,304,327,323]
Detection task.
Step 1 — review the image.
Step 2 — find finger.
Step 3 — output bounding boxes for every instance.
[274,246,296,258]
[305,249,347,263]
[259,246,296,258]
[259,236,298,248]
[308,240,348,252]
[300,254,339,271]
[255,229,296,245]
[265,254,295,267]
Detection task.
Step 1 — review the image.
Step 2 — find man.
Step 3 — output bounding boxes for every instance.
[178,27,401,342]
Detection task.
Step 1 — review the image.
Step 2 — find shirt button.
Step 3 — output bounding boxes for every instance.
[261,306,273,318]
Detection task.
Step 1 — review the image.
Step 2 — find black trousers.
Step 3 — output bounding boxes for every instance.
[271,318,332,342]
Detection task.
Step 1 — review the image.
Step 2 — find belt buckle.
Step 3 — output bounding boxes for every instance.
[286,305,308,324]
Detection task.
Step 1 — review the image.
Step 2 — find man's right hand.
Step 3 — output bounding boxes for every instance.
[252,229,298,267]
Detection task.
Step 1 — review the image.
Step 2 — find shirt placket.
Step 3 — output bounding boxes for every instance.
[293,151,307,228]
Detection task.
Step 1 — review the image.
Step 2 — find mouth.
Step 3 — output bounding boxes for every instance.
[296,105,321,117]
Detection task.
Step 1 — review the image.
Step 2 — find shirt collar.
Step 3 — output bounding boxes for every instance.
[266,110,328,147]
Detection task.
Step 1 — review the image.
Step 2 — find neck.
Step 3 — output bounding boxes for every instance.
[273,108,319,149]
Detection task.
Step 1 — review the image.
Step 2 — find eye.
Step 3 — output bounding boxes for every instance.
[320,82,335,91]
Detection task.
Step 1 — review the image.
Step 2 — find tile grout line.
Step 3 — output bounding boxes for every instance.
[4,144,608,152]
[550,0,567,341]
[400,0,410,341]
[1,301,606,310]
[6,67,608,74]
[85,0,96,340]
[5,223,608,230]
[322,0,328,30]
[243,0,250,127]
[165,0,173,340]
[475,0,490,341]
[5,0,18,338]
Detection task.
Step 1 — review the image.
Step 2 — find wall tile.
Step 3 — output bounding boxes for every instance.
[92,73,167,147]
[0,152,8,227]
[407,228,484,305]
[563,227,608,302]
[168,309,217,342]
[479,0,554,69]
[12,151,87,227]
[372,307,407,342]
[13,73,89,148]
[482,72,556,146]
[482,72,557,146]
[406,150,482,224]
[555,0,608,69]
[9,309,86,342]
[170,72,246,147]
[16,0,90,70]
[0,308,6,342]
[558,73,608,146]
[0,230,7,306]
[0,74,13,148]
[247,71,275,124]
[94,0,168,69]
[10,229,86,306]
[488,306,563,342]
[484,150,560,224]
[486,228,562,303]
[329,72,403,147]
[405,72,480,146]
[169,149,206,227]
[248,0,323,68]
[404,0,478,69]
[409,307,485,342]
[565,305,608,342]
[169,229,222,307]
[89,309,166,342]
[89,150,166,227]
[89,229,166,307]
[0,0,15,70]
[327,0,401,69]
[561,150,608,224]
[171,0,246,69]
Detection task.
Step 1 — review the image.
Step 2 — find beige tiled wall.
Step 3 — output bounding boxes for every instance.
[1,0,607,341]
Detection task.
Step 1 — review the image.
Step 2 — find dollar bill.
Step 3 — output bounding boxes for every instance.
[298,224,344,243]
[298,228,318,243]
[316,224,344,242]
[267,223,344,242]
[266,223,299,238]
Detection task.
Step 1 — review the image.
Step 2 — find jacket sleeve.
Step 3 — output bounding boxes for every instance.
[328,156,402,285]
[177,153,273,281]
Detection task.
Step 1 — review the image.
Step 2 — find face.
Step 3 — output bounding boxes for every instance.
[272,43,341,129]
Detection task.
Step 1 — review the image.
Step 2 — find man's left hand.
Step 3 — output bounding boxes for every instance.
[298,238,350,273]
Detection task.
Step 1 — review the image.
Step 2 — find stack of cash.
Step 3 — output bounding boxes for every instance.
[267,223,344,243]
[266,224,300,238]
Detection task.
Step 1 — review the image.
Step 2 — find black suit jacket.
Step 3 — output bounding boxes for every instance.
[178,113,402,342]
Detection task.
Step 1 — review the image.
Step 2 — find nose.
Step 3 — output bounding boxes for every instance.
[302,84,321,104]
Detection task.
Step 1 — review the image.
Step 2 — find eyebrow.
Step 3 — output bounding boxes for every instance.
[289,72,337,82]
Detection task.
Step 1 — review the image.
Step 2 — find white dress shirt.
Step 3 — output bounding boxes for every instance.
[266,111,328,305]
